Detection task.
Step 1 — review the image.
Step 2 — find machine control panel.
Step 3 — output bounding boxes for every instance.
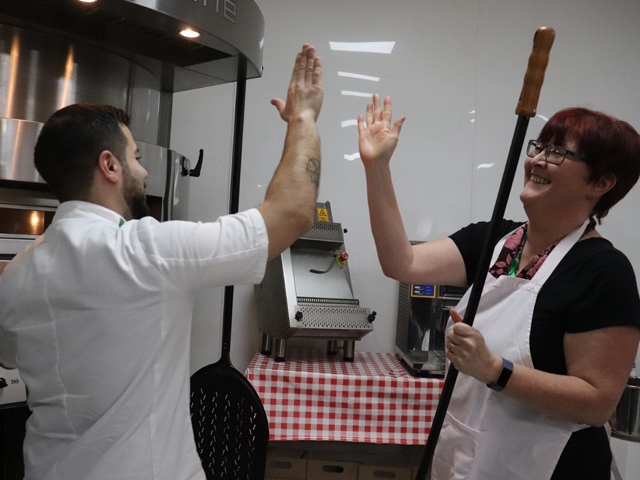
[410,284,436,298]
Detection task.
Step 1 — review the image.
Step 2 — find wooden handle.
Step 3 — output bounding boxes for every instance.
[515,27,555,117]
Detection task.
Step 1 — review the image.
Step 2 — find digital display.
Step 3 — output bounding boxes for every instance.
[410,284,436,298]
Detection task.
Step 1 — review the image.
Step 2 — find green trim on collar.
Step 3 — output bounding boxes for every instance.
[119,218,125,227]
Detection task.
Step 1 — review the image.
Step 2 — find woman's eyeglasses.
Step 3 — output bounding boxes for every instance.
[526,140,588,165]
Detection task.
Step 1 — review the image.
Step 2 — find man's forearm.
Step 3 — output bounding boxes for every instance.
[259,115,321,259]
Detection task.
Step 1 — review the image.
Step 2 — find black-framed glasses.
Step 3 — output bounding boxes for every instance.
[526,140,588,165]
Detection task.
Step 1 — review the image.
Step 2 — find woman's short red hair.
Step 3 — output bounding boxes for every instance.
[537,107,640,221]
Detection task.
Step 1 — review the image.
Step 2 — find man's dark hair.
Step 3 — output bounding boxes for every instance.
[34,104,131,202]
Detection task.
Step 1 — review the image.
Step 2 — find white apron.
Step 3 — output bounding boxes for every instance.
[431,221,590,480]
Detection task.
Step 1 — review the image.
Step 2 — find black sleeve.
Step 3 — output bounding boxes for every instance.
[531,238,640,374]
[449,220,524,286]
[554,240,640,332]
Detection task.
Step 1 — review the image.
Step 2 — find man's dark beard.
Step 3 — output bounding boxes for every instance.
[128,191,151,220]
[122,164,150,219]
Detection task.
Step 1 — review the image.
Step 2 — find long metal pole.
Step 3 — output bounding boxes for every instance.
[221,55,248,363]
[414,27,555,480]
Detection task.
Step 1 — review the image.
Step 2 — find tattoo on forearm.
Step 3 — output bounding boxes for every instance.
[306,157,320,186]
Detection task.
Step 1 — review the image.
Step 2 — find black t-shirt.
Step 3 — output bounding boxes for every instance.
[449,220,640,479]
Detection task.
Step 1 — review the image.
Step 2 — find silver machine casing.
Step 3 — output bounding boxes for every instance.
[394,242,467,376]
[255,202,375,362]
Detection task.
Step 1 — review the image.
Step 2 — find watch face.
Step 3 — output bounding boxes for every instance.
[487,358,513,392]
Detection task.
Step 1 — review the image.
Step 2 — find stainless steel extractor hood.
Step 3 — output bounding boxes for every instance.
[0,0,264,92]
[0,0,264,217]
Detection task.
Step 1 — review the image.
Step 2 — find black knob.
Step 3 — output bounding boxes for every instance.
[294,311,303,321]
[367,311,377,323]
[0,377,7,388]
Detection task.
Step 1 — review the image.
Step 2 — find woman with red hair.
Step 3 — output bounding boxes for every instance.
[358,95,640,480]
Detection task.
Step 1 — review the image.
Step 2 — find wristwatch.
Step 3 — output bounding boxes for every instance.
[487,357,514,392]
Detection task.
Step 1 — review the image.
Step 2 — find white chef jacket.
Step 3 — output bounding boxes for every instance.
[0,201,269,480]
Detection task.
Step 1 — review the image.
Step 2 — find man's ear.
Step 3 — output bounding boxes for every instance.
[588,173,616,200]
[97,150,119,184]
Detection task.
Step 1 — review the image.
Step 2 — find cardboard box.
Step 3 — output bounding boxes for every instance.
[266,478,304,480]
[306,458,359,480]
[265,478,303,480]
[358,464,412,480]
[265,448,308,480]
[264,457,306,479]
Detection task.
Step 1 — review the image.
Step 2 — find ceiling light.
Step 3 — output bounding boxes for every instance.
[341,90,373,98]
[338,72,380,82]
[180,28,200,39]
[329,42,395,54]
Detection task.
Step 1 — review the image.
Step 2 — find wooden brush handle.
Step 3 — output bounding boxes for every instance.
[516,27,555,117]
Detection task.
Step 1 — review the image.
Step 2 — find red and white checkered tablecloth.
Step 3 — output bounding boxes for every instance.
[245,347,444,445]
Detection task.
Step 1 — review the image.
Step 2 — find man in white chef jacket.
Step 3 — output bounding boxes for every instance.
[0,44,323,480]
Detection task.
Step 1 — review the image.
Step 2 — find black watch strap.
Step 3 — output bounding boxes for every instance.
[487,357,514,392]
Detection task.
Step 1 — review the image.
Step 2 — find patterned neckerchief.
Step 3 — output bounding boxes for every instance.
[488,217,596,280]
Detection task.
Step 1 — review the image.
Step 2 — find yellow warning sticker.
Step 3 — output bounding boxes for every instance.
[317,208,329,222]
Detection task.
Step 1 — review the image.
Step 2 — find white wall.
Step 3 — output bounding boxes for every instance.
[172,0,640,474]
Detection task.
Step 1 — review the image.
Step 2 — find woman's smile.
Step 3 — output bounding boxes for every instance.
[529,174,550,185]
